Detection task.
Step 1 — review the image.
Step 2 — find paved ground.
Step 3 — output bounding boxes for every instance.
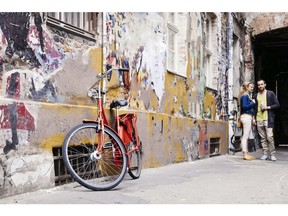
[1,147,288,206]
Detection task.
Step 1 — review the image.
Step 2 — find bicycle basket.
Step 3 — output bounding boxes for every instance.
[118,113,135,145]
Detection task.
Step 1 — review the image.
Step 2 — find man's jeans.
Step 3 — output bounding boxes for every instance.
[257,120,275,156]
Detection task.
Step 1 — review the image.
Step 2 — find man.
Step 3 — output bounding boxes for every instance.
[255,79,280,161]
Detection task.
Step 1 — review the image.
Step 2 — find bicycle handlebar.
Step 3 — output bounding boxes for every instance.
[88,65,130,98]
[97,64,129,81]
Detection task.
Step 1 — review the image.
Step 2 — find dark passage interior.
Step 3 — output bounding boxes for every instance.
[254,27,288,147]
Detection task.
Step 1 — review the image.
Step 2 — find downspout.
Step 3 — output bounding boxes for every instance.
[102,12,107,104]
[102,12,107,71]
[227,12,234,153]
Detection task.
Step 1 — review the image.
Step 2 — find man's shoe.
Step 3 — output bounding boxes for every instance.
[271,155,277,162]
[260,154,269,160]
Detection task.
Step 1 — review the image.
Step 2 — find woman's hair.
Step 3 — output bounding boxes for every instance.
[238,81,253,103]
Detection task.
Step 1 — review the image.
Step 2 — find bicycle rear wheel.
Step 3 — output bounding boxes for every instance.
[128,140,142,179]
[62,123,127,191]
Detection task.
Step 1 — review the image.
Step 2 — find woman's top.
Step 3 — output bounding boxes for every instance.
[240,93,255,115]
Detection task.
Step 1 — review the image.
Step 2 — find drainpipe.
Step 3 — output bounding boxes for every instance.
[102,12,107,104]
[227,12,234,153]
[102,12,107,71]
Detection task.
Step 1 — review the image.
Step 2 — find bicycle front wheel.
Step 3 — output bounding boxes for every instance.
[62,123,127,191]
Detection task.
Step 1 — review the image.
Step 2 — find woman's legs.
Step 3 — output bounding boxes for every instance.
[241,115,254,159]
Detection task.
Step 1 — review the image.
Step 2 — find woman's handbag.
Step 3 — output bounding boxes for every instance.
[237,117,243,128]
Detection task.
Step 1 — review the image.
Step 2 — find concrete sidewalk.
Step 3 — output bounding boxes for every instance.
[1,147,288,204]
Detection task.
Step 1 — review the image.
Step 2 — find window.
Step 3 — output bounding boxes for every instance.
[233,34,241,97]
[167,13,187,77]
[167,13,178,72]
[206,15,212,49]
[205,13,217,89]
[45,12,98,41]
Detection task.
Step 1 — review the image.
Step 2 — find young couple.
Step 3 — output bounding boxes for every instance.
[239,79,280,161]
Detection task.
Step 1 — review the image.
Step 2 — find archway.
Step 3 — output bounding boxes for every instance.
[253,27,288,147]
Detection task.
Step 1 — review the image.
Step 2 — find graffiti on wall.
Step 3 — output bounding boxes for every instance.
[0,12,90,103]
[0,12,45,69]
[181,120,209,160]
[0,13,63,102]
[1,71,35,154]
[105,12,166,109]
[0,13,63,155]
[0,12,75,74]
[0,102,35,154]
[106,51,131,92]
[198,121,209,156]
[0,13,98,155]
[104,12,223,119]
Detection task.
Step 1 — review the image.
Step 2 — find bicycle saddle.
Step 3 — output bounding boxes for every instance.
[110,99,128,109]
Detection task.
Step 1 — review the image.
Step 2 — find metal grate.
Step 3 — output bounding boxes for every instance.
[53,147,74,186]
[53,145,101,186]
[210,137,221,156]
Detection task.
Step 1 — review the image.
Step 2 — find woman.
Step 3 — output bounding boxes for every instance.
[239,81,256,160]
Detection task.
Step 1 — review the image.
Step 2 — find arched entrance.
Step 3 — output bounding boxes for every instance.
[253,27,288,147]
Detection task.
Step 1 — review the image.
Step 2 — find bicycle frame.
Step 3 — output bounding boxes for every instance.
[62,66,142,191]
[116,113,140,155]
[84,67,141,166]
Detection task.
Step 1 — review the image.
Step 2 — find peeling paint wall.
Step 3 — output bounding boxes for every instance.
[0,12,102,197]
[102,12,229,162]
[103,12,167,111]
[102,12,227,120]
[0,12,230,198]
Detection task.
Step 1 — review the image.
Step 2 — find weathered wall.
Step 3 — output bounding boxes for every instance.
[0,12,228,198]
[242,12,288,82]
[102,12,228,161]
[103,12,226,119]
[244,12,288,36]
[0,12,102,197]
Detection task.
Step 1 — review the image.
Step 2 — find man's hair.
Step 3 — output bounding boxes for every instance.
[257,79,266,84]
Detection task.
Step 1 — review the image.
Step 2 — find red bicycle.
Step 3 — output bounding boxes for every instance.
[62,65,142,191]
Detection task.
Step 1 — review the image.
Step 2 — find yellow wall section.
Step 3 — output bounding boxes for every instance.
[203,89,217,120]
[89,47,103,73]
[36,103,227,168]
[40,134,65,152]
[163,72,189,115]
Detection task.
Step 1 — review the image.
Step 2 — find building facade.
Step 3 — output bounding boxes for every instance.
[0,12,286,198]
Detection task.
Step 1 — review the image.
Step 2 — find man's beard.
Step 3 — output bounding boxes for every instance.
[259,88,265,92]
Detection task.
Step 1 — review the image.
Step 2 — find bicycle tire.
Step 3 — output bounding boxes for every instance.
[62,123,128,191]
[229,134,235,155]
[128,140,142,179]
[230,134,235,145]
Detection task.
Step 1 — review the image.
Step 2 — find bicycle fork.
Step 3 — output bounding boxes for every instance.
[89,119,104,161]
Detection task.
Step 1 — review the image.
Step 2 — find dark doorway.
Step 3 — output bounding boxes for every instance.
[254,27,288,147]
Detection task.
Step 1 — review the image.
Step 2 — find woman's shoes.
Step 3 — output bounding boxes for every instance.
[243,155,256,160]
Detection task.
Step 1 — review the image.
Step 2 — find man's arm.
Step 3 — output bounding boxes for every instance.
[266,90,280,110]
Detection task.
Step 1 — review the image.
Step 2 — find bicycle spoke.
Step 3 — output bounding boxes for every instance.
[62,123,127,191]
